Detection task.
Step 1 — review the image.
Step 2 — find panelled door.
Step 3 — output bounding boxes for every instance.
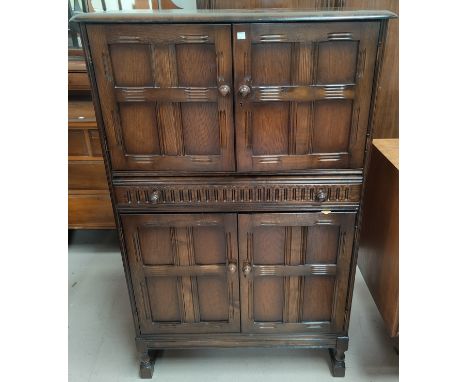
[238,212,356,333]
[87,24,235,172]
[121,214,240,334]
[233,22,380,171]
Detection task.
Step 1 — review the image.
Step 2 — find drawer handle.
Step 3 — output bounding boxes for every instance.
[149,190,161,203]
[227,262,237,273]
[239,84,251,97]
[315,190,328,202]
[218,84,231,97]
[242,263,252,276]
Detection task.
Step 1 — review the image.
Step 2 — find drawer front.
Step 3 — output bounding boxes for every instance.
[68,192,115,229]
[68,72,91,91]
[68,161,109,190]
[114,177,361,211]
[87,24,235,172]
[234,22,380,172]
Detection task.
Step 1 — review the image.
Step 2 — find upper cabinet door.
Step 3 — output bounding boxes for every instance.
[233,22,380,172]
[87,24,235,172]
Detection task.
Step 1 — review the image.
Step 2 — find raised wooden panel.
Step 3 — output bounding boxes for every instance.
[313,100,353,153]
[121,214,240,334]
[238,212,355,333]
[109,44,153,87]
[306,225,340,264]
[234,22,380,171]
[146,277,181,322]
[138,227,174,265]
[193,226,226,265]
[87,24,235,172]
[252,43,292,85]
[197,276,230,321]
[176,44,218,87]
[181,103,220,155]
[119,103,160,155]
[254,277,284,322]
[316,41,358,84]
[253,227,286,265]
[302,276,335,321]
[252,103,289,155]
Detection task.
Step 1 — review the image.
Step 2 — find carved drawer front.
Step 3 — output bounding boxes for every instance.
[87,24,235,172]
[114,176,362,211]
[234,22,380,171]
[121,214,240,334]
[238,212,356,334]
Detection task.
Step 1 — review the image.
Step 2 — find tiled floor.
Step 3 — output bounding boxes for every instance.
[69,230,398,382]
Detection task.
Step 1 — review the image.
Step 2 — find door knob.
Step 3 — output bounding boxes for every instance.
[239,84,251,97]
[149,190,161,203]
[218,84,231,96]
[227,262,237,273]
[242,263,252,276]
[315,190,328,202]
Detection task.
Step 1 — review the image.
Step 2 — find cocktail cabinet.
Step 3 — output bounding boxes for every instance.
[74,9,395,378]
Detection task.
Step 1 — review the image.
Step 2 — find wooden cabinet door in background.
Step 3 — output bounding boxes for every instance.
[121,214,240,334]
[234,22,380,171]
[238,212,356,333]
[87,24,235,172]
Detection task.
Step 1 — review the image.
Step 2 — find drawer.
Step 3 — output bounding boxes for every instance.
[68,71,91,91]
[114,176,362,211]
[68,161,108,190]
[68,191,115,229]
[68,100,96,125]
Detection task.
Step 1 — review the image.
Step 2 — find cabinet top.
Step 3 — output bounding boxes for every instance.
[71,9,396,24]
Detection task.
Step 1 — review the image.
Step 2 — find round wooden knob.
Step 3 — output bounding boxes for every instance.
[218,84,231,96]
[227,262,237,273]
[315,190,328,202]
[239,84,251,97]
[242,263,252,276]
[150,190,161,203]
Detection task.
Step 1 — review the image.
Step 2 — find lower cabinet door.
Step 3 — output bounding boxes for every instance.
[238,212,356,333]
[121,214,240,334]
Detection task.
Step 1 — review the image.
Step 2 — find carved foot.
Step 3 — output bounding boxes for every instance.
[329,337,348,377]
[329,348,346,377]
[139,350,156,379]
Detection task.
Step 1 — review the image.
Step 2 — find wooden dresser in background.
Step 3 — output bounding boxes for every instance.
[68,54,115,229]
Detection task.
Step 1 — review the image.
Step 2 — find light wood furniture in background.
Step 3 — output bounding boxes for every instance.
[68,54,115,229]
[358,139,399,341]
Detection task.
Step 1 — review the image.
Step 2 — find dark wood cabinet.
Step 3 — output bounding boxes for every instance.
[74,8,395,378]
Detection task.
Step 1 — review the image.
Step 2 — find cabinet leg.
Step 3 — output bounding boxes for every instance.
[139,350,156,379]
[329,348,346,377]
[329,337,348,377]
